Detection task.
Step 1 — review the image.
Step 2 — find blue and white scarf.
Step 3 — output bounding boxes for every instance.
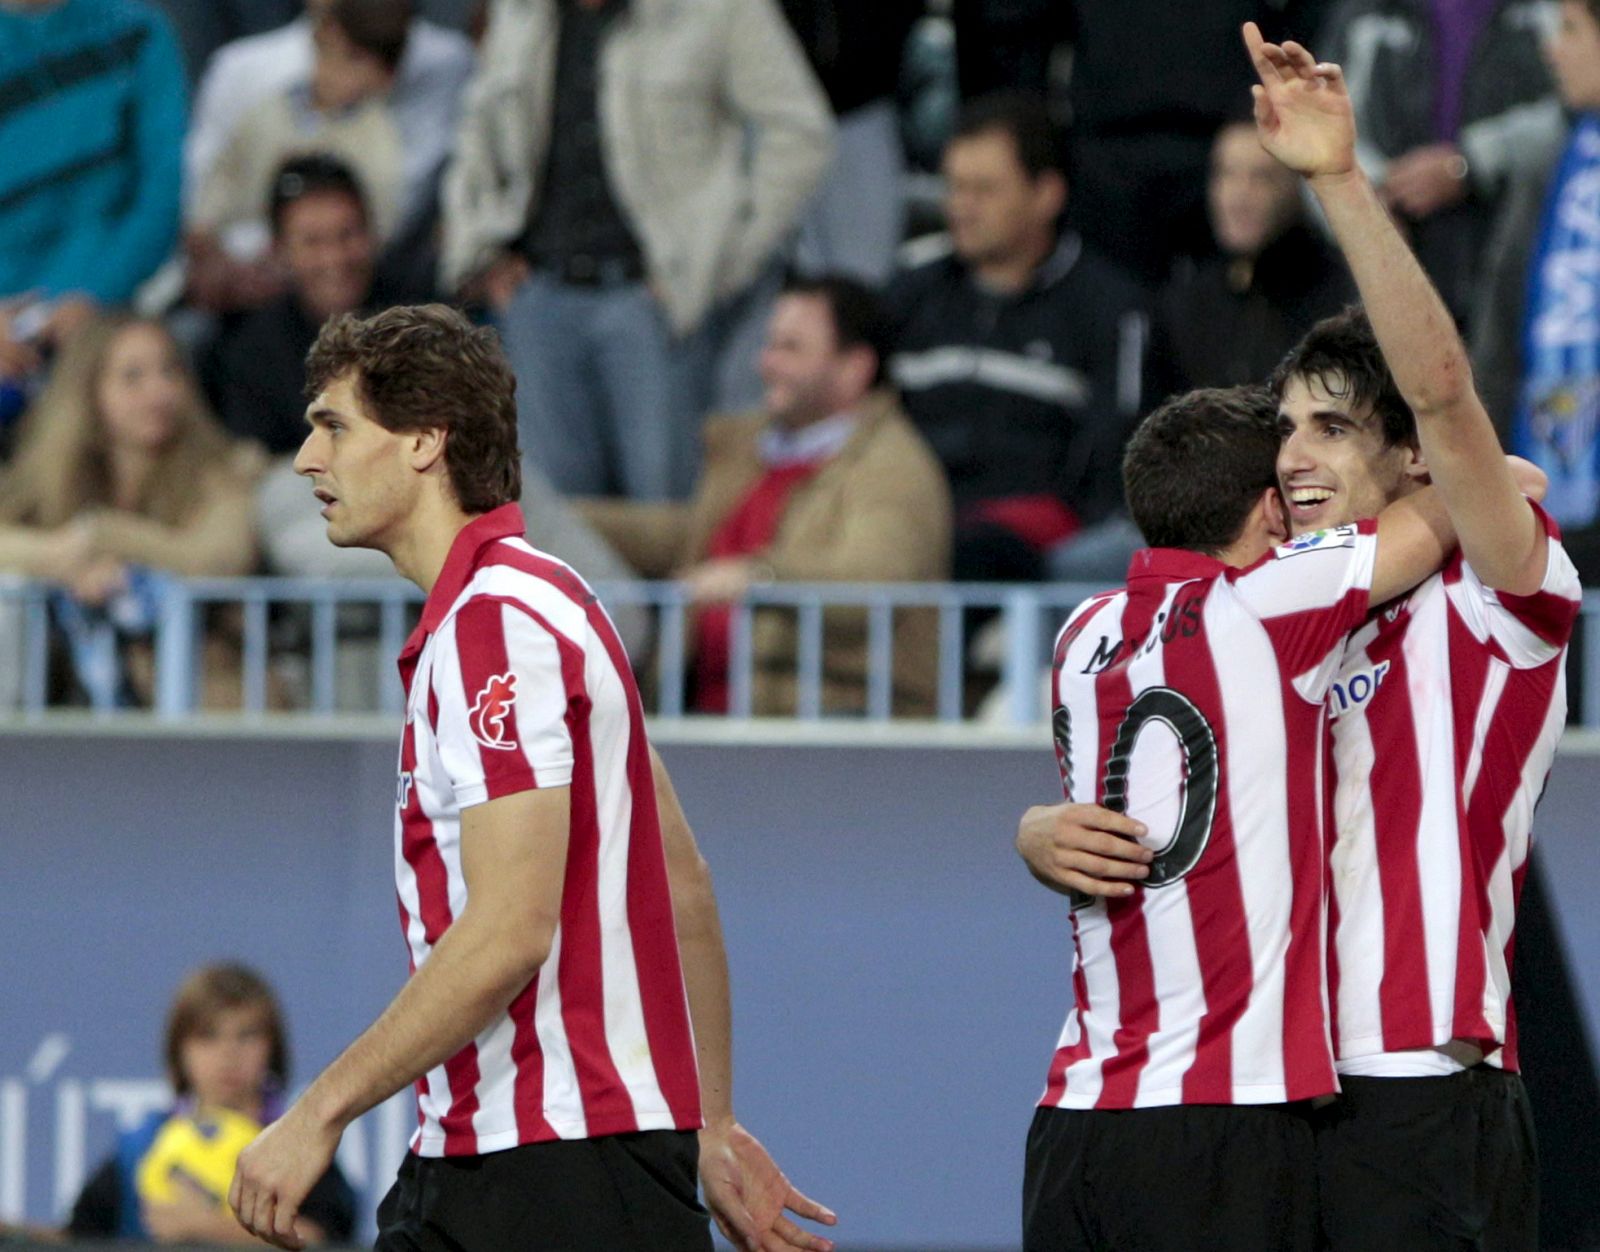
[1515,115,1600,528]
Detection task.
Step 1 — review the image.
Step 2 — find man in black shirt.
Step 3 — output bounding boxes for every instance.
[202,154,409,456]
[885,96,1150,582]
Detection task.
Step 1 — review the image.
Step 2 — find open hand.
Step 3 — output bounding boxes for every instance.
[700,1121,837,1252]
[1016,803,1152,898]
[1242,22,1357,182]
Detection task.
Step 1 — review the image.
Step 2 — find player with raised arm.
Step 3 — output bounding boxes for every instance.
[1242,23,1581,1248]
[224,305,835,1252]
[1020,28,1581,1252]
[1022,383,1459,1251]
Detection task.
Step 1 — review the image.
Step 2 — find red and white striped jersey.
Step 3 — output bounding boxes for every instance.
[393,505,700,1157]
[1327,504,1579,1074]
[1041,521,1377,1109]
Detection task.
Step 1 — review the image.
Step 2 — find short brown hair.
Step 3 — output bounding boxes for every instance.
[306,304,522,514]
[1123,386,1282,555]
[164,963,289,1097]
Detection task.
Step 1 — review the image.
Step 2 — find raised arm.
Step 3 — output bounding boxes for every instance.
[229,788,572,1250]
[1243,21,1547,595]
[649,747,837,1252]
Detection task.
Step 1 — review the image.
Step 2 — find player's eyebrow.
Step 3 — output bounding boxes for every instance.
[304,405,340,428]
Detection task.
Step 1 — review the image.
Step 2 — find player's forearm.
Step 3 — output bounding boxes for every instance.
[1309,169,1473,417]
[1372,485,1455,603]
[674,868,737,1129]
[296,913,547,1133]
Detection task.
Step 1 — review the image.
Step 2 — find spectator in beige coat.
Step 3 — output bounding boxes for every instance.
[579,275,952,716]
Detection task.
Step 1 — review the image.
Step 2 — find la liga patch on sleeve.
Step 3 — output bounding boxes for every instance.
[1274,524,1359,558]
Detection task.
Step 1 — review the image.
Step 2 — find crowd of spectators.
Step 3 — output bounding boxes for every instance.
[0,0,1593,715]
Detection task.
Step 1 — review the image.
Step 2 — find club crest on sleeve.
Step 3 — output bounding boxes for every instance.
[468,671,520,751]
[1274,523,1358,558]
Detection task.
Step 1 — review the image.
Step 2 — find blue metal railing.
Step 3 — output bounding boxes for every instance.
[6,576,1600,727]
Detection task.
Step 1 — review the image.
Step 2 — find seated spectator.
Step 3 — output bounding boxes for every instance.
[0,0,186,373]
[188,0,469,313]
[202,155,422,457]
[578,275,952,715]
[442,0,834,502]
[886,94,1149,583]
[66,962,354,1243]
[1151,114,1353,398]
[0,315,256,705]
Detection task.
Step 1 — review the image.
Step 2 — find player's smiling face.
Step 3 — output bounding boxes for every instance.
[1277,372,1424,534]
[295,370,421,551]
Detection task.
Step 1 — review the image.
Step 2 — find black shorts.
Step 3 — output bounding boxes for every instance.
[373,1130,712,1252]
[1314,1066,1538,1252]
[1022,1102,1319,1252]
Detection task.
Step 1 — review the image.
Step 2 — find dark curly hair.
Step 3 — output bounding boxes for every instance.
[1270,305,1418,450]
[306,304,521,513]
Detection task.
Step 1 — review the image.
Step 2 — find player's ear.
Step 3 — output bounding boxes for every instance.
[1399,440,1429,484]
[1249,485,1290,549]
[408,426,447,474]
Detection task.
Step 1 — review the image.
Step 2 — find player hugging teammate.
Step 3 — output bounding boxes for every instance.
[1017,23,1580,1252]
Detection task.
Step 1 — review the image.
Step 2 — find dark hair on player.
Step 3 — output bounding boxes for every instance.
[324,0,412,72]
[306,304,522,513]
[1123,386,1283,556]
[165,963,289,1096]
[949,92,1065,179]
[267,153,369,237]
[1270,305,1418,449]
[781,272,890,386]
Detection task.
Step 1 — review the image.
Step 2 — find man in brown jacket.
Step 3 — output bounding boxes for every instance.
[580,275,953,715]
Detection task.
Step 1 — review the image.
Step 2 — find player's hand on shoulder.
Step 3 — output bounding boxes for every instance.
[1016,803,1151,898]
[699,1120,837,1252]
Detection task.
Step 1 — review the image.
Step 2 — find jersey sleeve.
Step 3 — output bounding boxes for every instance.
[431,597,577,808]
[1450,501,1582,668]
[1228,519,1378,686]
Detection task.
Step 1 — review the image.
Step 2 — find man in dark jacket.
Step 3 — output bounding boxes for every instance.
[885,95,1149,582]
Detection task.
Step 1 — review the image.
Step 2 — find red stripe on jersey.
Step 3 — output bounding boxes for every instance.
[1279,673,1333,1098]
[1260,591,1370,668]
[1447,611,1495,1046]
[1043,909,1093,1106]
[497,544,701,1126]
[506,975,555,1141]
[451,599,540,798]
[1093,590,1162,1109]
[1364,637,1432,1052]
[1170,600,1252,1105]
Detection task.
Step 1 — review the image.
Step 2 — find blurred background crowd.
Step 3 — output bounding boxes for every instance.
[2,0,1597,717]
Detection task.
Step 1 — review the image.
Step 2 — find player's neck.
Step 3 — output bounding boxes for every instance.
[387,495,477,594]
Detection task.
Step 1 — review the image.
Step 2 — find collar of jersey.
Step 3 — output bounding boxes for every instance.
[402,503,526,658]
[1127,546,1227,582]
